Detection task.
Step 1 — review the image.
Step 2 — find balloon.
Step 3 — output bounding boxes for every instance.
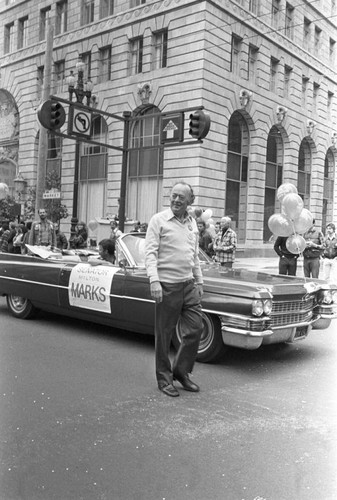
[208,224,216,238]
[286,234,306,254]
[277,183,298,202]
[88,219,98,232]
[293,209,313,234]
[268,213,293,237]
[282,193,304,220]
[207,218,214,226]
[0,183,9,200]
[194,208,203,218]
[203,209,213,220]
[188,207,196,218]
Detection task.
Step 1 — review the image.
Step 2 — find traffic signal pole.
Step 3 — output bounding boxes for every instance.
[35,19,54,219]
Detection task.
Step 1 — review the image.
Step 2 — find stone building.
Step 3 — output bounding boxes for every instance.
[0,0,337,248]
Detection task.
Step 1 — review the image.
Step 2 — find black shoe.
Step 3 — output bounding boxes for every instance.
[159,383,179,397]
[173,373,200,392]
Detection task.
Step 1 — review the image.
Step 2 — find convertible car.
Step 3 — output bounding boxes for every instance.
[0,233,336,362]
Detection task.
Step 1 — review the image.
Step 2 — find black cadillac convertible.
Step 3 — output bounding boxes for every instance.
[0,233,336,362]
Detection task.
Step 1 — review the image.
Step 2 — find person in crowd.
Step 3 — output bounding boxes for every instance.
[273,236,298,276]
[145,181,203,397]
[303,219,324,278]
[0,222,10,252]
[109,219,122,242]
[139,222,148,233]
[69,222,88,249]
[28,209,56,247]
[21,221,32,254]
[322,222,337,282]
[13,224,27,254]
[7,222,17,253]
[88,238,116,266]
[214,221,221,235]
[196,218,213,257]
[131,221,141,232]
[54,222,68,250]
[213,216,237,268]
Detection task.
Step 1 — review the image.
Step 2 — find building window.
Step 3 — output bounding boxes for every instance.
[46,132,62,181]
[249,0,259,15]
[18,16,29,49]
[329,38,336,65]
[248,44,258,82]
[130,0,146,7]
[271,0,280,28]
[40,6,51,41]
[54,60,65,94]
[100,0,114,18]
[270,57,279,93]
[313,83,320,115]
[37,66,44,99]
[226,112,249,243]
[4,22,15,54]
[130,37,143,75]
[327,91,334,120]
[230,35,242,75]
[322,149,335,230]
[79,116,108,223]
[303,18,311,51]
[128,106,162,223]
[284,65,292,97]
[264,127,283,241]
[314,26,321,57]
[297,139,311,206]
[285,3,294,39]
[152,29,168,70]
[98,46,111,83]
[80,52,92,82]
[81,0,95,26]
[301,76,309,108]
[55,1,68,35]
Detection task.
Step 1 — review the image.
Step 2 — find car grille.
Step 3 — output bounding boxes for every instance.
[271,295,315,327]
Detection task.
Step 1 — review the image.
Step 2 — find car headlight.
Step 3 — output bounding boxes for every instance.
[252,299,272,317]
[332,290,337,304]
[318,290,333,305]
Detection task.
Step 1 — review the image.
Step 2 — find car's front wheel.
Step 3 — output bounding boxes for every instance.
[6,295,37,319]
[173,312,227,363]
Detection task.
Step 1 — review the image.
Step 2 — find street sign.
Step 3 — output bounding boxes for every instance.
[160,113,184,143]
[68,104,92,138]
[43,190,61,199]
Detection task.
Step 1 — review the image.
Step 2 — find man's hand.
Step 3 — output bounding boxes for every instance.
[150,281,163,303]
[196,283,203,298]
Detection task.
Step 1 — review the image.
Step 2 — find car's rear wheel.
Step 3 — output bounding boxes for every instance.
[173,312,227,363]
[6,294,37,319]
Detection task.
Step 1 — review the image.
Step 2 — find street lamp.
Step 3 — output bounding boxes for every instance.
[67,59,94,106]
[66,59,94,245]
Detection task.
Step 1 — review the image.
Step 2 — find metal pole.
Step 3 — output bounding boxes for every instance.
[118,111,131,232]
[35,18,53,219]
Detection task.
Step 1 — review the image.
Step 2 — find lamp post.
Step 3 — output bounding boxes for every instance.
[66,59,95,244]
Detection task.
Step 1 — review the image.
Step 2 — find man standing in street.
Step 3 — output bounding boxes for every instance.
[273,236,298,276]
[322,223,337,282]
[28,208,56,247]
[145,181,203,397]
[213,216,237,268]
[303,219,324,279]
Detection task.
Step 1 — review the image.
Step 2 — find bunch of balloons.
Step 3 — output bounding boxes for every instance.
[189,207,216,237]
[268,183,313,254]
[88,219,99,233]
[0,183,9,200]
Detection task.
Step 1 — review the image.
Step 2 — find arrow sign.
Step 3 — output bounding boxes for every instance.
[68,104,92,137]
[160,113,184,143]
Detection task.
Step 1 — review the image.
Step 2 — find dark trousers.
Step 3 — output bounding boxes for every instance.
[303,258,320,278]
[279,256,297,276]
[155,280,203,388]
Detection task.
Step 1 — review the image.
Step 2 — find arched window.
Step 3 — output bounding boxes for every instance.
[297,139,311,205]
[78,115,108,223]
[225,112,249,242]
[263,126,283,241]
[322,148,335,230]
[127,106,163,223]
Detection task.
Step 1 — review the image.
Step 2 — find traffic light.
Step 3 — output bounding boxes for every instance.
[37,100,66,130]
[188,110,211,140]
